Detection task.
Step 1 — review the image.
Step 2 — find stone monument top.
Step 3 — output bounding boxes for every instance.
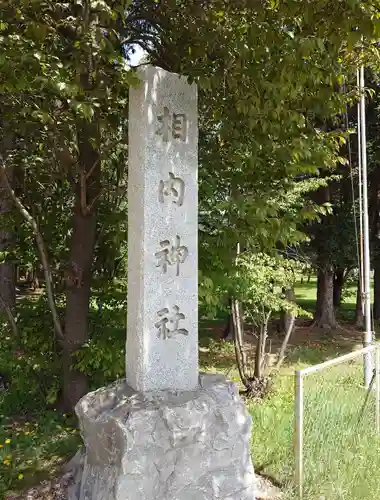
[126,66,199,393]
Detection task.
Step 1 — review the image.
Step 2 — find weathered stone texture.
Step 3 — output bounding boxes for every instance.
[74,374,255,500]
[127,66,198,393]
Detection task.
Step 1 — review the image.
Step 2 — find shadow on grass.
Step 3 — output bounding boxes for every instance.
[285,338,358,368]
[199,316,363,375]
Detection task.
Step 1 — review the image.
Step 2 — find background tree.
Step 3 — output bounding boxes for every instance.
[0,0,136,411]
[1,0,380,408]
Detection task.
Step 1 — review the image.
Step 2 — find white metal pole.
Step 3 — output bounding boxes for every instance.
[357,69,364,307]
[359,65,373,388]
[295,370,304,500]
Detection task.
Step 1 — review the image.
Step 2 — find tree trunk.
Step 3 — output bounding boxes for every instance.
[1,164,64,341]
[280,287,295,333]
[63,122,100,412]
[314,266,336,329]
[222,296,244,341]
[221,297,233,340]
[355,279,364,328]
[333,268,345,308]
[231,299,249,389]
[276,315,296,369]
[254,313,271,380]
[373,262,380,321]
[0,165,15,314]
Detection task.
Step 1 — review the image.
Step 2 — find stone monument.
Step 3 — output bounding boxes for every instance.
[73,66,256,500]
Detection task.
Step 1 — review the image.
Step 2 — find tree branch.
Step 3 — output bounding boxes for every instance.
[85,157,100,181]
[276,315,296,370]
[0,162,64,342]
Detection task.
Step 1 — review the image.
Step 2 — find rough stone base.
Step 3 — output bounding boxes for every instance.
[73,373,256,500]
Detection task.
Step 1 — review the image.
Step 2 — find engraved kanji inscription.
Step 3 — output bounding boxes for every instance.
[155,305,189,340]
[159,172,185,206]
[155,235,188,276]
[156,106,171,142]
[172,113,187,141]
[156,106,188,142]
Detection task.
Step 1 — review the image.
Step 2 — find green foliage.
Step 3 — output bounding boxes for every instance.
[73,285,127,387]
[0,287,127,414]
[0,0,134,283]
[307,200,359,271]
[129,0,380,306]
[234,253,308,324]
[0,297,62,414]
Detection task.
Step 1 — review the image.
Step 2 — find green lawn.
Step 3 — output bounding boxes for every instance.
[200,281,380,500]
[199,333,380,500]
[295,277,358,321]
[300,360,380,500]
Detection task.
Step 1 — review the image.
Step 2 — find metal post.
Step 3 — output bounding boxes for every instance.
[357,69,364,312]
[376,345,380,435]
[295,370,304,499]
[359,65,373,388]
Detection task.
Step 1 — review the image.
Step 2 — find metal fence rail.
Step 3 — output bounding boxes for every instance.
[294,343,380,500]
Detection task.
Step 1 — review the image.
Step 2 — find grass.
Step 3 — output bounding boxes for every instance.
[1,279,378,499]
[202,342,380,500]
[199,282,380,500]
[300,360,380,500]
[0,411,80,497]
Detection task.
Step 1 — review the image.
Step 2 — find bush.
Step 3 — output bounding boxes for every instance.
[0,297,62,414]
[0,285,127,415]
[73,288,126,389]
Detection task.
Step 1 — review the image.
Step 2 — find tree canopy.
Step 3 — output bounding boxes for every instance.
[0,0,380,406]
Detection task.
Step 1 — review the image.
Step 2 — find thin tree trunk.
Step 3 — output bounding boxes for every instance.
[276,315,296,370]
[276,287,296,368]
[221,297,233,340]
[62,121,100,412]
[223,296,244,340]
[280,287,295,333]
[333,268,345,308]
[314,266,336,329]
[0,163,63,341]
[232,298,249,388]
[255,327,265,380]
[0,165,15,313]
[254,312,271,379]
[355,278,364,328]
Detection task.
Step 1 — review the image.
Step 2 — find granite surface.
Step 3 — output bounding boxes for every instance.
[73,374,256,500]
[127,65,199,392]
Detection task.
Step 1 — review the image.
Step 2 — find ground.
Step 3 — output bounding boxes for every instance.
[0,279,378,499]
